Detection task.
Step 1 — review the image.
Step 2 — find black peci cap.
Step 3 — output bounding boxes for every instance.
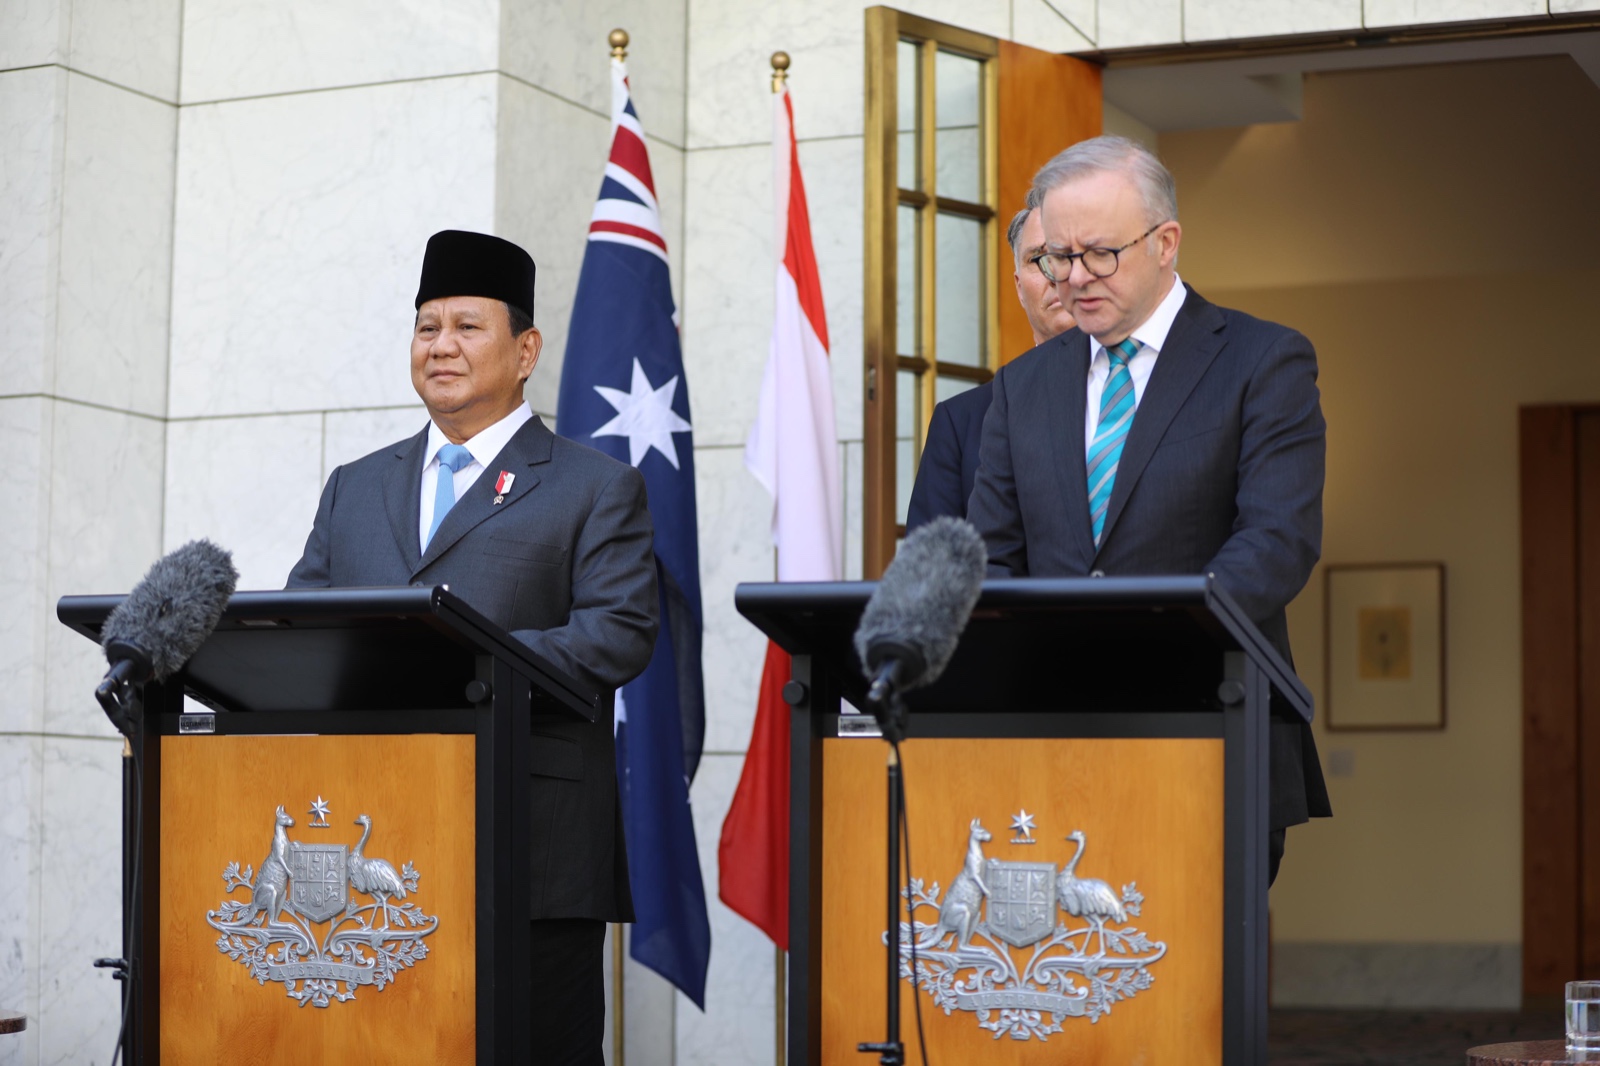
[414,230,536,319]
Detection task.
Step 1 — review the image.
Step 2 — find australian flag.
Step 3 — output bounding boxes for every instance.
[556,54,710,1009]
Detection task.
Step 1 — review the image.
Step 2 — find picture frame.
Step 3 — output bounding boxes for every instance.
[1323,562,1446,731]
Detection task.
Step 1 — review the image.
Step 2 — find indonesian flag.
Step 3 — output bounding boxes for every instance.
[718,82,842,949]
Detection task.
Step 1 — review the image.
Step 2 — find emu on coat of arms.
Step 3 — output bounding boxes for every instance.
[892,816,1167,1041]
[205,802,439,1008]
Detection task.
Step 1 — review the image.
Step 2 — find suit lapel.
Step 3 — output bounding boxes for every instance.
[1095,289,1226,557]
[413,415,552,576]
[383,427,429,575]
[1044,331,1098,566]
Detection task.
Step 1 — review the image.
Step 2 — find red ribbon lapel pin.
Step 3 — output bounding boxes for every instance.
[493,471,514,505]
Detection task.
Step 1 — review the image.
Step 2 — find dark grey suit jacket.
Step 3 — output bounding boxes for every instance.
[906,381,992,531]
[967,286,1332,829]
[287,414,659,923]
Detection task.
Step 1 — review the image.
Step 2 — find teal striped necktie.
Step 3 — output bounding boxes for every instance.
[1088,338,1143,548]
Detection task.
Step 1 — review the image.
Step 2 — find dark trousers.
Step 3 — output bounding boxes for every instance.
[1268,826,1286,887]
[528,918,607,1065]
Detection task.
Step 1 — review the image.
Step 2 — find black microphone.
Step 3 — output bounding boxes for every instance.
[853,516,987,720]
[95,540,238,734]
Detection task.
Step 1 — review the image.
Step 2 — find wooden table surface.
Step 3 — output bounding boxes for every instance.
[1468,1040,1600,1064]
[0,1011,25,1035]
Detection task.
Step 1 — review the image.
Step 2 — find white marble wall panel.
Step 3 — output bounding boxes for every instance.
[42,403,165,736]
[601,927,681,1065]
[180,0,498,103]
[169,75,497,420]
[1097,0,1183,48]
[501,0,688,148]
[0,67,64,400]
[494,77,685,419]
[842,440,864,580]
[1185,0,1363,41]
[1013,0,1097,51]
[33,736,122,1064]
[0,733,43,1066]
[684,0,1012,150]
[680,143,770,448]
[322,405,429,479]
[55,73,176,418]
[163,414,324,590]
[1553,0,1600,12]
[0,398,52,736]
[695,445,775,753]
[66,0,183,101]
[678,750,780,1065]
[1364,0,1547,26]
[796,136,865,446]
[0,0,63,70]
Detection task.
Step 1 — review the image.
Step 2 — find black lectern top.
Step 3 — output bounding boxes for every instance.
[735,575,1312,722]
[57,586,597,718]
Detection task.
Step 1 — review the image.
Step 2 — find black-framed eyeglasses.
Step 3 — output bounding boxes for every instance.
[1037,222,1165,283]
[1022,251,1050,277]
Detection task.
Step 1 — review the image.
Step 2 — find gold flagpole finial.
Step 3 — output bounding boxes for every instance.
[609,28,629,60]
[770,51,790,93]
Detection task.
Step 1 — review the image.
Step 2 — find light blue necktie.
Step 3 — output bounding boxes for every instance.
[426,444,475,548]
[1087,338,1143,548]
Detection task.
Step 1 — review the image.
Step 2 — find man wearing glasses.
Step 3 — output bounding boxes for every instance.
[905,199,1075,529]
[966,135,1331,884]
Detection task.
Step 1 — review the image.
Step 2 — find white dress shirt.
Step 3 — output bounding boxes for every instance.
[418,402,534,550]
[1084,274,1189,453]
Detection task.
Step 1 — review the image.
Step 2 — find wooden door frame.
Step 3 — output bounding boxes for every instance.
[1520,403,1600,1003]
[860,8,1102,576]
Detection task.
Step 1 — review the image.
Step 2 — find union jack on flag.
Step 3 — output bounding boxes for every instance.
[556,53,710,1009]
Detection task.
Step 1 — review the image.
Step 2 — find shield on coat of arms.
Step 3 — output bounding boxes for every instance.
[984,859,1057,947]
[288,842,349,922]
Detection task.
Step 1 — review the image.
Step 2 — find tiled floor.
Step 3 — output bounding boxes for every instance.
[1269,1008,1565,1065]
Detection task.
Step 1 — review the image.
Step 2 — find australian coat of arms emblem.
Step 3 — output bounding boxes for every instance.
[893,815,1167,1041]
[205,801,440,1008]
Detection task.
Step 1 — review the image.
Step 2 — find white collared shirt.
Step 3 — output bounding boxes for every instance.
[1084,274,1188,454]
[418,403,533,550]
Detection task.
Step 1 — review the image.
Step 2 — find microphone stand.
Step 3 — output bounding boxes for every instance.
[858,668,909,1065]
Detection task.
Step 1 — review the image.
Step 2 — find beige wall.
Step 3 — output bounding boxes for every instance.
[1161,56,1600,944]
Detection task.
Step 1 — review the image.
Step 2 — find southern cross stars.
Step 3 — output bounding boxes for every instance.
[592,358,692,469]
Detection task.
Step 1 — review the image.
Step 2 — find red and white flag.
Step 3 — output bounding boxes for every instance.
[718,82,842,949]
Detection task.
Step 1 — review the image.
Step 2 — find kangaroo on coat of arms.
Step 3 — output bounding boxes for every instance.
[894,816,1166,1042]
[206,801,439,1008]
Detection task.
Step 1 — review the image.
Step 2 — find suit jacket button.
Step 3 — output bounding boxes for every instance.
[1089,569,1105,578]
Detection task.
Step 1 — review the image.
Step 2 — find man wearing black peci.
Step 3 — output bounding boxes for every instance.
[288,230,657,1063]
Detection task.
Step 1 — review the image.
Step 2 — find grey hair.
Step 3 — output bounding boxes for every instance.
[1005,207,1033,269]
[1030,135,1178,227]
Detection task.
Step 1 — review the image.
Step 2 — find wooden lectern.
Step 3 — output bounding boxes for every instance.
[58,586,595,1065]
[735,575,1312,1066]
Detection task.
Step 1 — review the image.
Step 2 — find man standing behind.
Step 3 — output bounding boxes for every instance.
[288,230,657,1063]
[967,137,1331,883]
[905,201,1075,530]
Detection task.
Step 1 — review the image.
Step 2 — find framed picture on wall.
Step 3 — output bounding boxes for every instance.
[1324,562,1446,731]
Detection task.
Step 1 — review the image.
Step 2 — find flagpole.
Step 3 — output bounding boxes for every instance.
[612,923,626,1066]
[604,30,632,1066]
[770,48,792,1066]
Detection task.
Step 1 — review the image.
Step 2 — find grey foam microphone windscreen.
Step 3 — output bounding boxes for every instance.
[100,539,239,681]
[853,516,988,691]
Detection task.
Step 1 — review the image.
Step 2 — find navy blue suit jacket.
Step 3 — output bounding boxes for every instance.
[906,381,992,530]
[287,415,658,922]
[967,287,1332,828]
